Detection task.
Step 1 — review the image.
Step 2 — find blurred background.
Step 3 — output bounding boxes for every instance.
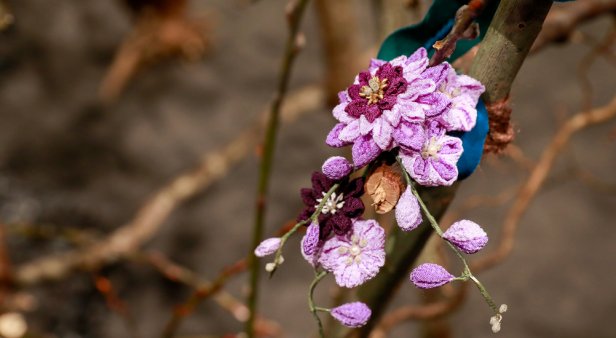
[0,0,615,337]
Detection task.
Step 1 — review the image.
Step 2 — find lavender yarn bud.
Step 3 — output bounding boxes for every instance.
[322,156,353,180]
[254,237,281,257]
[302,221,320,256]
[442,220,488,254]
[330,302,372,328]
[410,263,454,289]
[395,186,422,231]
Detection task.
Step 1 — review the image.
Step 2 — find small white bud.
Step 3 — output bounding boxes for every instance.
[265,263,276,272]
[491,321,501,333]
[277,255,285,264]
[489,316,498,326]
[499,304,508,313]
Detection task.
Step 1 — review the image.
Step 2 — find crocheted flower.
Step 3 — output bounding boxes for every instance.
[442,220,488,254]
[410,263,455,289]
[322,156,353,180]
[330,302,372,328]
[298,172,365,239]
[319,219,386,288]
[422,62,485,132]
[326,48,438,167]
[395,186,422,231]
[399,121,463,186]
[254,237,281,257]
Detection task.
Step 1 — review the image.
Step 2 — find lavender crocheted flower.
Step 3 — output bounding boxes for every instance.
[395,186,422,231]
[299,172,365,239]
[410,263,455,289]
[399,121,463,186]
[254,237,281,257]
[443,220,488,254]
[319,219,386,288]
[326,48,437,167]
[322,156,353,180]
[422,62,485,132]
[330,302,372,328]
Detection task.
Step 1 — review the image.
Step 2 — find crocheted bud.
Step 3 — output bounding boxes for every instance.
[395,186,422,231]
[410,263,454,289]
[301,221,320,256]
[254,237,281,257]
[330,302,372,328]
[322,156,353,180]
[442,220,488,254]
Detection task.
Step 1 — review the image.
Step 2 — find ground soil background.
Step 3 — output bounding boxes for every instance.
[0,0,615,337]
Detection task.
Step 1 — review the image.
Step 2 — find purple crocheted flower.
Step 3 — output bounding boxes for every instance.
[399,121,463,186]
[442,220,488,254]
[327,48,437,167]
[330,302,372,328]
[319,219,386,288]
[254,237,281,257]
[299,172,365,239]
[422,62,485,132]
[322,156,353,180]
[410,263,455,289]
[395,186,422,231]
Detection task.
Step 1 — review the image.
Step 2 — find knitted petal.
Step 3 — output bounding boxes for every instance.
[326,123,351,148]
[254,237,281,257]
[410,263,455,289]
[322,156,353,180]
[395,186,422,231]
[302,221,321,256]
[352,136,381,168]
[443,220,488,254]
[330,302,372,328]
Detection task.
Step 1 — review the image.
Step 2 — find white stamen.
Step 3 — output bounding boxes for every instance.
[316,191,345,215]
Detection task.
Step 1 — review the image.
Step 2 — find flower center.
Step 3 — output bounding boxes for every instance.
[359,76,388,105]
[421,137,442,159]
[316,191,345,215]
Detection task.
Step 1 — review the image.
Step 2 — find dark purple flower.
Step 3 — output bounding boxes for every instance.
[298,172,365,239]
[410,263,455,289]
[328,49,436,167]
[442,220,488,254]
[330,302,372,328]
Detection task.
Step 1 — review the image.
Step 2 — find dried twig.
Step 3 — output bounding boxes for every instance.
[531,0,616,53]
[429,0,486,66]
[14,85,323,287]
[99,0,211,103]
[246,0,311,336]
[473,95,616,272]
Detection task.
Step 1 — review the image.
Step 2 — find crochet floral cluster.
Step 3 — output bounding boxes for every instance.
[255,48,504,333]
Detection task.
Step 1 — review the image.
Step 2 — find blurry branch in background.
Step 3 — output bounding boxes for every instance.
[314,0,362,106]
[13,85,322,287]
[371,0,424,41]
[92,274,141,338]
[0,0,13,31]
[99,0,210,103]
[531,0,616,53]
[245,0,312,336]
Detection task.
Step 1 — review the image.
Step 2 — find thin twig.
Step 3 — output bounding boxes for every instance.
[429,0,487,66]
[246,0,311,336]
